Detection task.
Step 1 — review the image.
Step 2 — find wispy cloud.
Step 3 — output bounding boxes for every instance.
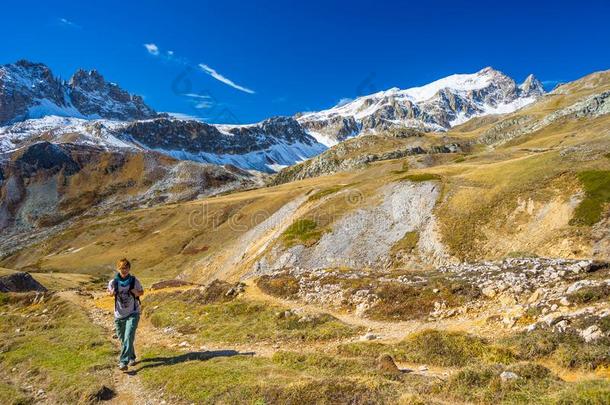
[143,43,255,94]
[194,101,214,109]
[184,93,214,109]
[184,93,211,100]
[144,43,160,56]
[58,17,81,29]
[198,64,255,94]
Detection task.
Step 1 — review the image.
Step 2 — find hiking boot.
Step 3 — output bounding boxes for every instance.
[128,359,137,367]
[118,363,128,371]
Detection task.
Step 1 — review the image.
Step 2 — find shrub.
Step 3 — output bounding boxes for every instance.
[400,330,514,367]
[366,279,480,321]
[504,328,610,370]
[569,284,610,304]
[257,273,300,299]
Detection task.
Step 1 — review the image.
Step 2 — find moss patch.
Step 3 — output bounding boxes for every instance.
[281,219,326,247]
[307,185,346,201]
[390,231,419,255]
[400,173,441,182]
[570,170,610,226]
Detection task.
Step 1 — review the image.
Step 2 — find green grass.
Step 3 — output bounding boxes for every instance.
[390,231,419,256]
[281,219,326,247]
[271,351,375,377]
[400,330,515,367]
[552,379,610,404]
[144,294,359,344]
[365,279,480,321]
[307,185,346,201]
[400,173,442,182]
[503,328,610,370]
[0,382,30,405]
[568,284,610,304]
[438,363,562,404]
[0,293,115,404]
[570,171,610,226]
[338,330,514,368]
[138,347,403,404]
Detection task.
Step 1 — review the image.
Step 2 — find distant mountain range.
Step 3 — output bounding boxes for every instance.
[297,67,545,145]
[0,60,544,172]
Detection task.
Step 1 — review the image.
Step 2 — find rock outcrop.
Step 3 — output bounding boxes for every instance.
[0,60,159,126]
[0,272,47,292]
[298,67,545,143]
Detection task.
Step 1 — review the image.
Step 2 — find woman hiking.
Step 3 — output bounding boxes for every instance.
[107,258,144,371]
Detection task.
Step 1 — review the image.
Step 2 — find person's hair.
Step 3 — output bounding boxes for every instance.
[116,258,131,271]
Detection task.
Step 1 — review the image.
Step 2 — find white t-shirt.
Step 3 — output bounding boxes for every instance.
[107,275,143,319]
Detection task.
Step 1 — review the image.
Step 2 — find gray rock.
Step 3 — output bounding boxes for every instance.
[580,325,603,342]
[500,371,519,382]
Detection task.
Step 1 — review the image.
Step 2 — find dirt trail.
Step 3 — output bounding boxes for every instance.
[57,290,277,404]
[59,291,160,405]
[58,282,484,403]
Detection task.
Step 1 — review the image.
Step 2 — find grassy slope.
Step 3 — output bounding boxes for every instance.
[0,267,96,290]
[0,294,115,404]
[133,288,610,404]
[2,71,610,284]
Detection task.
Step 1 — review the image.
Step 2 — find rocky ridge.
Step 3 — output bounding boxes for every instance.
[0,60,159,125]
[298,67,545,143]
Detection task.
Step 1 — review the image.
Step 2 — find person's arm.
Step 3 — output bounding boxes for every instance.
[107,280,115,296]
[131,279,144,297]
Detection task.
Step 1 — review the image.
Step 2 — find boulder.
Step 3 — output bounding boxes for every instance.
[500,371,519,382]
[580,325,603,343]
[377,354,400,374]
[0,272,47,292]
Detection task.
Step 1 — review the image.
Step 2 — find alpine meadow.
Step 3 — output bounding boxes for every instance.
[1,1,610,404]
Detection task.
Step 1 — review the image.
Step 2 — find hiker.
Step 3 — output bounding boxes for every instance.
[107,258,144,371]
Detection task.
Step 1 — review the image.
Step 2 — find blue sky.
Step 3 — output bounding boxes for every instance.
[2,0,609,124]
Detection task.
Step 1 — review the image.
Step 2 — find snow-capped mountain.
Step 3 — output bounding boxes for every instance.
[0,115,325,173]
[0,61,545,173]
[111,116,326,172]
[0,61,324,172]
[0,60,159,125]
[297,67,545,145]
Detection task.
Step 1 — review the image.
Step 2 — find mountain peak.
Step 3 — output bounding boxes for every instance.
[478,66,500,75]
[0,60,158,125]
[298,67,545,141]
[519,74,545,97]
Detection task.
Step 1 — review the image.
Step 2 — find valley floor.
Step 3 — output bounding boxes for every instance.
[2,269,609,405]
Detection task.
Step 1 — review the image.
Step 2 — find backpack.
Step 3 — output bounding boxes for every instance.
[112,274,141,312]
